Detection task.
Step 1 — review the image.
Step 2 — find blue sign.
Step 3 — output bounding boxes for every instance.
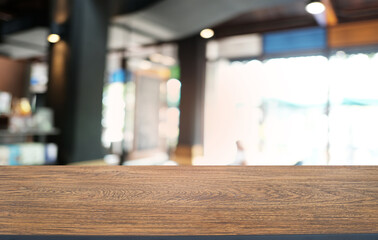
[264,27,326,54]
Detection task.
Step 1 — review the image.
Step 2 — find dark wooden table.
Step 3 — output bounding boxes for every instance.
[0,166,377,236]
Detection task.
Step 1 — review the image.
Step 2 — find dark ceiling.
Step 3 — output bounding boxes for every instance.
[0,0,49,35]
[333,0,378,22]
[1,0,378,47]
[213,0,378,38]
[0,0,48,20]
[0,0,162,36]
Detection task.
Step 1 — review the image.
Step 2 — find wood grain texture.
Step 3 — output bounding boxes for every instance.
[0,166,377,236]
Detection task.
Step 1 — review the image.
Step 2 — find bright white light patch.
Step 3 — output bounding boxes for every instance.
[306,1,325,14]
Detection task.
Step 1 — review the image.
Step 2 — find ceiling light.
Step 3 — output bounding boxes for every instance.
[47,34,61,43]
[306,0,325,15]
[200,28,214,39]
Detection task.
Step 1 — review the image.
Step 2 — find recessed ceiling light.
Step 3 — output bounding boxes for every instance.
[306,0,326,15]
[200,28,214,39]
[47,34,61,43]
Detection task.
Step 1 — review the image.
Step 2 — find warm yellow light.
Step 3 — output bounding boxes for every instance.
[306,1,325,14]
[14,98,32,116]
[200,28,214,39]
[47,34,61,43]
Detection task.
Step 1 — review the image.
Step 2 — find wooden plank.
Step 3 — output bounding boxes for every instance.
[328,20,378,48]
[0,166,377,236]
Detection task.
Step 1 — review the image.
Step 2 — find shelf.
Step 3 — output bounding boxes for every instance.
[0,128,59,137]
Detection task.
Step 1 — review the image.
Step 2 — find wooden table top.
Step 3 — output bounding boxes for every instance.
[0,166,377,236]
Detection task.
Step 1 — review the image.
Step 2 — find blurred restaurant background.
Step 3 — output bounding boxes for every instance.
[1,0,378,166]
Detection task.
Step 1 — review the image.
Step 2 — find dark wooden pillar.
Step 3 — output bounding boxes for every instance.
[175,35,206,165]
[47,0,109,164]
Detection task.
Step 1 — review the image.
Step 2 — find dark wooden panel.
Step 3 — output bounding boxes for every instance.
[213,16,316,39]
[0,166,377,236]
[328,20,378,47]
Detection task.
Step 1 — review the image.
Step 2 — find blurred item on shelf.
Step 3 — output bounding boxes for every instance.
[9,115,33,132]
[0,143,58,165]
[0,91,12,115]
[13,98,32,116]
[0,92,12,130]
[33,107,54,131]
[6,106,54,133]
